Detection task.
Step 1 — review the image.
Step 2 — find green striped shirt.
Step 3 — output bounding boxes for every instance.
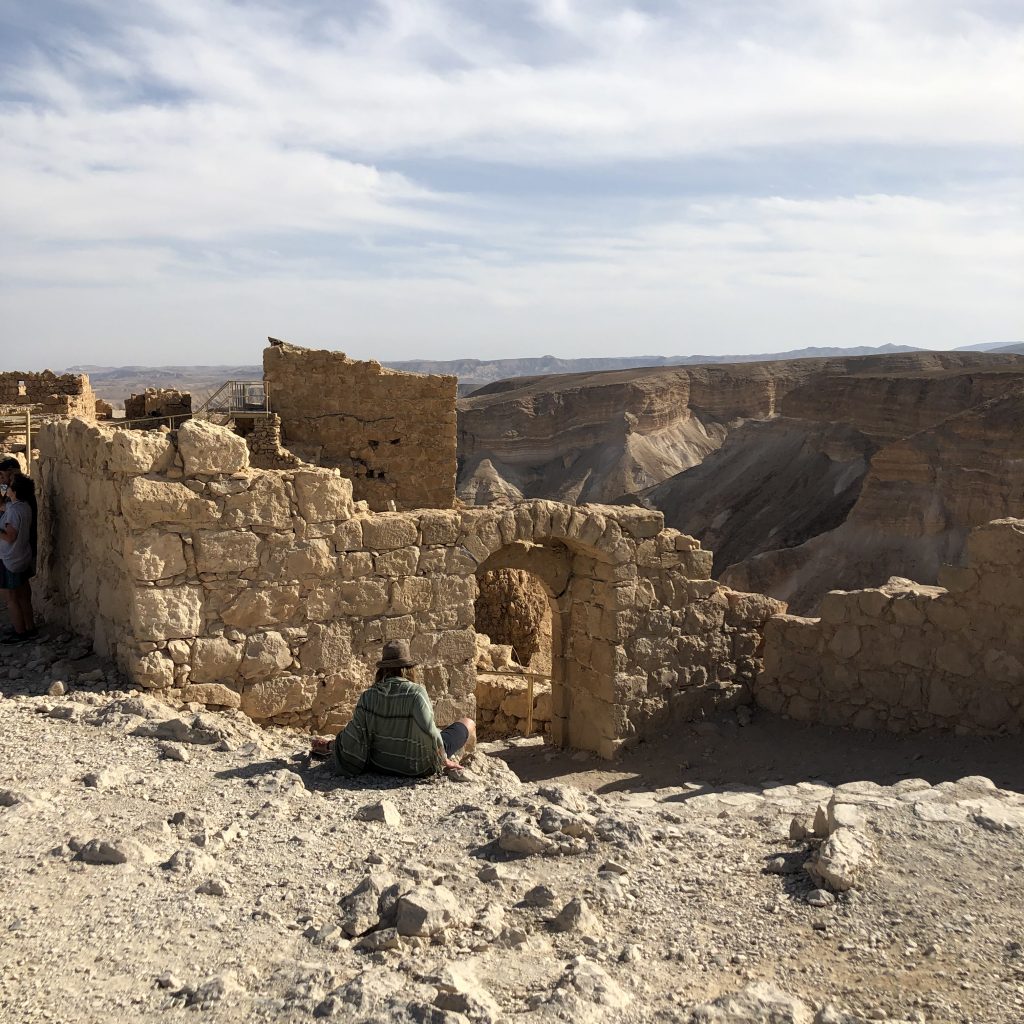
[331,675,445,778]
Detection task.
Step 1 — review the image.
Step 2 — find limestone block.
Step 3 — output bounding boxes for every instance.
[109,430,175,475]
[375,546,419,576]
[937,565,978,594]
[925,600,970,631]
[934,641,972,677]
[677,549,713,579]
[336,580,389,617]
[240,631,293,681]
[979,572,1024,608]
[927,677,964,717]
[124,531,186,581]
[222,586,301,629]
[335,519,364,551]
[177,419,250,476]
[362,514,418,550]
[300,622,353,673]
[726,590,787,627]
[122,477,219,529]
[182,683,241,708]
[828,625,861,659]
[419,510,460,546]
[191,636,243,683]
[166,639,191,664]
[437,628,477,663]
[819,591,852,625]
[533,690,553,721]
[390,576,433,614]
[127,650,175,689]
[293,471,353,522]
[967,518,1024,569]
[969,690,1014,730]
[983,649,1024,685]
[194,530,260,574]
[241,675,316,719]
[312,670,362,714]
[222,475,291,528]
[284,539,334,578]
[130,585,203,642]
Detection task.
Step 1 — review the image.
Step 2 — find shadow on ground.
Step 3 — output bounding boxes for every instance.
[490,709,1024,796]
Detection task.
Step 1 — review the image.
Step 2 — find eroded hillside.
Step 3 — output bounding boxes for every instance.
[457,352,1024,611]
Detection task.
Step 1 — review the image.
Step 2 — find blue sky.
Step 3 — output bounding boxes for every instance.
[1,0,1021,367]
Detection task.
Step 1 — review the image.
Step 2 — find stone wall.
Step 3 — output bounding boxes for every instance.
[0,370,96,420]
[245,414,306,470]
[264,341,457,512]
[35,418,780,756]
[756,518,1024,734]
[124,388,192,425]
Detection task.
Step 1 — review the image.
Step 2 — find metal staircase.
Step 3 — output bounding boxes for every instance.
[193,380,271,425]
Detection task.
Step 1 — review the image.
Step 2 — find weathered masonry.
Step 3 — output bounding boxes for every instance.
[264,341,458,513]
[756,518,1024,734]
[0,370,96,421]
[36,418,780,757]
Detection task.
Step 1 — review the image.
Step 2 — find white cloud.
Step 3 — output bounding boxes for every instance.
[0,0,1021,364]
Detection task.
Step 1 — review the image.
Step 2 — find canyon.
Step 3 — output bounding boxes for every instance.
[457,351,1024,612]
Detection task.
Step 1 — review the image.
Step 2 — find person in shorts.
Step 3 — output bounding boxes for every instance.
[0,473,37,644]
[312,640,475,780]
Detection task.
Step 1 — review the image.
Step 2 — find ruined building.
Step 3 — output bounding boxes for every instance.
[29,343,1024,753]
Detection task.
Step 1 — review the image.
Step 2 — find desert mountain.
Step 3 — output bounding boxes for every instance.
[456,351,1024,611]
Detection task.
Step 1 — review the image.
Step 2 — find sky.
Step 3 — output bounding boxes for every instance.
[1,0,1022,368]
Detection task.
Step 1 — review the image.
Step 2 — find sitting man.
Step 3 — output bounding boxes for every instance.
[314,640,475,779]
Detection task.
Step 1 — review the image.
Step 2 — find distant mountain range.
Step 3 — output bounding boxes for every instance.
[67,341,1024,405]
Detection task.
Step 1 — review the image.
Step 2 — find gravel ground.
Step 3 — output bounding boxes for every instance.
[2,630,1023,1024]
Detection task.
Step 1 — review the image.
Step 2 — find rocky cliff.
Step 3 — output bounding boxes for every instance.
[458,352,1024,613]
[722,385,1024,612]
[458,352,1024,508]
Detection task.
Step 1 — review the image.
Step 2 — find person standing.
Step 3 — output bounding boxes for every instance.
[0,473,36,643]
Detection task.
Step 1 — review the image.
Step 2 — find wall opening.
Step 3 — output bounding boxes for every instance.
[474,567,555,739]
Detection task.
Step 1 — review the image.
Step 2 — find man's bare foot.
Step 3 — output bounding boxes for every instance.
[310,736,332,758]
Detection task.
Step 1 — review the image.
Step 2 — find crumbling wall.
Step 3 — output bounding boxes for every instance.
[36,418,779,755]
[0,370,96,420]
[245,414,306,470]
[263,341,457,512]
[124,388,192,425]
[756,518,1024,734]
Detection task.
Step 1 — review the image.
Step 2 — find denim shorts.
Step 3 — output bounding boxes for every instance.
[440,721,470,757]
[0,564,33,590]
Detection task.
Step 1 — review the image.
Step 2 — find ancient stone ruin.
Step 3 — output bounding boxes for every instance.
[124,387,192,426]
[0,370,96,421]
[264,340,457,512]
[25,343,1024,754]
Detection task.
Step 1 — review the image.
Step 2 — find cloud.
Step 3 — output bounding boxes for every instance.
[0,0,1021,364]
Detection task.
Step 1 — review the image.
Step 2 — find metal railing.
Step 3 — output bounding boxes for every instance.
[194,380,270,418]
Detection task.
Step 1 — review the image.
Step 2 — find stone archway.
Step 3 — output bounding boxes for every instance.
[462,502,629,754]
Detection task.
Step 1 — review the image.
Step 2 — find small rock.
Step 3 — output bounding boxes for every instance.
[159,741,191,763]
[478,864,503,882]
[196,878,229,897]
[156,973,183,990]
[559,956,629,1008]
[688,982,812,1022]
[550,897,602,937]
[807,889,835,908]
[78,837,158,866]
[357,800,402,827]
[47,680,67,696]
[789,816,812,841]
[498,817,555,856]
[395,884,461,936]
[806,827,875,892]
[523,884,558,908]
[355,927,401,952]
[184,971,245,1008]
[599,859,629,875]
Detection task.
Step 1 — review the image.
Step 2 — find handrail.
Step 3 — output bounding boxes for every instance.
[194,380,270,417]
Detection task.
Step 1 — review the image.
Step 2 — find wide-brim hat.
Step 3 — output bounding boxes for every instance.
[377,639,418,669]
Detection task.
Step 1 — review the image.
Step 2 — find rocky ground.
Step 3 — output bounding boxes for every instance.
[2,631,1024,1023]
